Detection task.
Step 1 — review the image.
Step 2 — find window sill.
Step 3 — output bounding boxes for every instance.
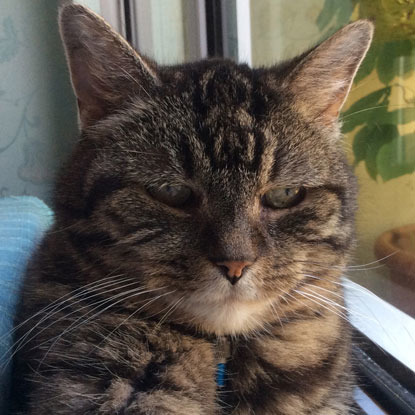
[344,278,415,373]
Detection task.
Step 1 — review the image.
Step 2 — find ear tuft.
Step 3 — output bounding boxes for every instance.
[59,4,159,128]
[286,20,374,125]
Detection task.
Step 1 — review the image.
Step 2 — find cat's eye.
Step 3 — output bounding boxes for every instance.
[148,184,192,208]
[262,187,305,209]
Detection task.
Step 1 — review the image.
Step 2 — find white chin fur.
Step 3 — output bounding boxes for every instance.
[180,275,273,336]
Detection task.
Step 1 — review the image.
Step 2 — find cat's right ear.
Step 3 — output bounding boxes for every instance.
[282,20,373,127]
[59,4,159,128]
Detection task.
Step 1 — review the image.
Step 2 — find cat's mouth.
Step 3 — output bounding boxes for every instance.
[178,290,275,335]
[161,268,278,335]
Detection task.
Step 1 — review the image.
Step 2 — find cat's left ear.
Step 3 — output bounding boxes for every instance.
[59,4,159,128]
[285,20,373,125]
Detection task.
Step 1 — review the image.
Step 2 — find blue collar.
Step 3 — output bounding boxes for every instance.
[216,362,226,387]
[215,338,231,388]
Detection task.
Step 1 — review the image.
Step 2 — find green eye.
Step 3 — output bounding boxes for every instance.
[262,187,305,209]
[148,184,192,208]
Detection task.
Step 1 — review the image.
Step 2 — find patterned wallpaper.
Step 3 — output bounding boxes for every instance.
[0,0,78,203]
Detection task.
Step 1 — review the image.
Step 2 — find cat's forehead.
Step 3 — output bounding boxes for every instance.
[190,62,255,108]
[104,61,345,189]
[184,64,264,178]
[166,60,255,101]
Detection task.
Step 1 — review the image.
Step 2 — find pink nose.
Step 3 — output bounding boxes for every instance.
[216,260,253,279]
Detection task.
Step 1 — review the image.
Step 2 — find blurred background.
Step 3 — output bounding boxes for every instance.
[1,0,414,339]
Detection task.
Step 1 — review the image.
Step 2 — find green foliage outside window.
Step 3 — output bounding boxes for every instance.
[317,0,415,181]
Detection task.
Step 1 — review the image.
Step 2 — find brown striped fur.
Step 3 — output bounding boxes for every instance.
[10,5,373,414]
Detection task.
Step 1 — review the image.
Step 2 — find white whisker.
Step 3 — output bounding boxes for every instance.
[294,290,349,322]
[7,278,141,359]
[35,287,169,369]
[1,273,130,341]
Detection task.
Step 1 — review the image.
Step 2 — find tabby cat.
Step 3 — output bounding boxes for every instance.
[10,4,373,414]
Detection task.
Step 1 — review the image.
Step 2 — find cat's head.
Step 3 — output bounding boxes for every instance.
[57,5,372,335]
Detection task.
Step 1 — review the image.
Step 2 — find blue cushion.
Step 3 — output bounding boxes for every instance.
[0,196,53,413]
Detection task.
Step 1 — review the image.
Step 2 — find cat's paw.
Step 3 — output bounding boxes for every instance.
[98,379,208,415]
[98,378,135,414]
[122,391,207,415]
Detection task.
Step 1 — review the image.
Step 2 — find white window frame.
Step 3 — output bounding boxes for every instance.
[354,387,388,415]
[235,0,252,65]
[344,278,415,373]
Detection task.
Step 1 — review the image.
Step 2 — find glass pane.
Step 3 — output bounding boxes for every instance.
[75,0,207,64]
[245,0,415,317]
[131,0,207,64]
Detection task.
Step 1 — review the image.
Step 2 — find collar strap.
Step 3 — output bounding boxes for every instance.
[215,338,231,388]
